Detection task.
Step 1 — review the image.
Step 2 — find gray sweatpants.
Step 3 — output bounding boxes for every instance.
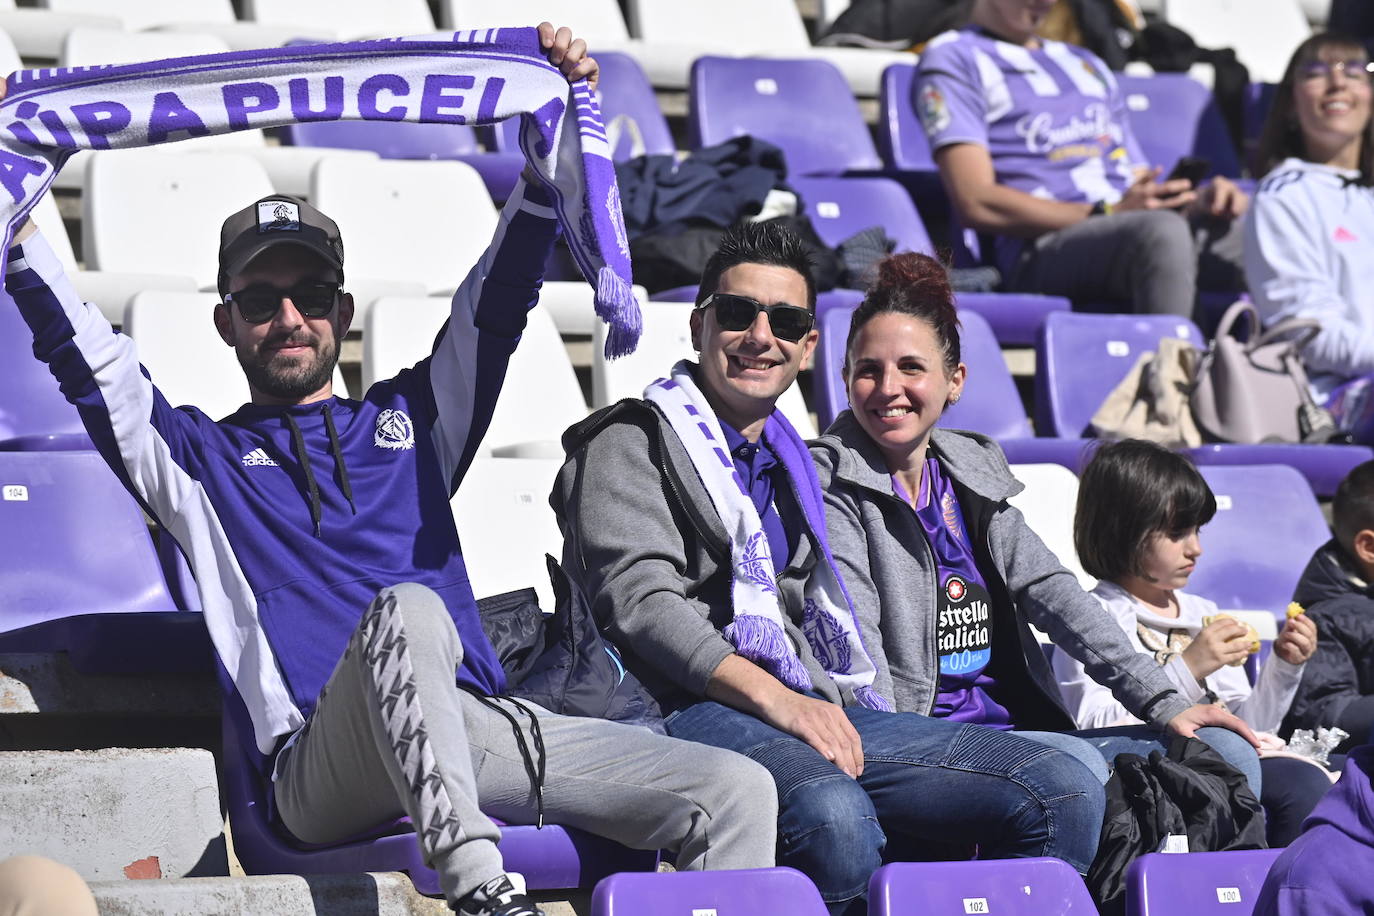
[272,583,778,905]
[1011,209,1245,317]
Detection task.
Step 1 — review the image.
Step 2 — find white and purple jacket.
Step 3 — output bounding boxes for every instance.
[6,179,560,756]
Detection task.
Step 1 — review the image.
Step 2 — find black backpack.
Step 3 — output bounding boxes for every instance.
[476,555,664,733]
[1088,736,1267,915]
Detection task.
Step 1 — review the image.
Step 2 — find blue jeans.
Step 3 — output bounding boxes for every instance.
[666,701,1105,916]
[1067,725,1263,798]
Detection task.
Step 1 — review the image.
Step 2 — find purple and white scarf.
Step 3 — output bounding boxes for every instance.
[0,27,640,356]
[646,361,890,710]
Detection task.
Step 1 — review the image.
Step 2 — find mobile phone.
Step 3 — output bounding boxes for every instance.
[1167,155,1211,187]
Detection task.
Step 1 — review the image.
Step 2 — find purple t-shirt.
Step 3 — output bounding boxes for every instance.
[898,458,1012,728]
[915,26,1146,278]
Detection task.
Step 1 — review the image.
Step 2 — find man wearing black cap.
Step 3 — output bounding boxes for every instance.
[2,24,776,916]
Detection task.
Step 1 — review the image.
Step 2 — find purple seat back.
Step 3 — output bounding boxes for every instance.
[1190,465,1330,618]
[868,858,1097,915]
[1126,849,1283,915]
[815,304,855,429]
[591,867,827,915]
[790,175,935,254]
[281,119,482,159]
[878,62,936,172]
[1117,74,1242,178]
[0,289,90,450]
[1035,312,1204,438]
[689,56,882,176]
[0,451,178,629]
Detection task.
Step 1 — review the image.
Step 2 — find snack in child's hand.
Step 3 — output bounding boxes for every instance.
[1201,613,1262,665]
[1287,602,1306,619]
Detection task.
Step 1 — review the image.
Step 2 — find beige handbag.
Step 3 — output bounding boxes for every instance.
[1190,300,1339,445]
[1089,336,1203,447]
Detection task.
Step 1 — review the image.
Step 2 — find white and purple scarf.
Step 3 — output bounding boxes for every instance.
[0,27,640,356]
[646,361,890,711]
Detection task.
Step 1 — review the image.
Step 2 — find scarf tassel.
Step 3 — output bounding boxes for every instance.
[725,616,812,693]
[854,684,892,713]
[596,264,642,359]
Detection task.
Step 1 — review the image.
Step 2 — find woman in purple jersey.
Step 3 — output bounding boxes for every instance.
[810,252,1263,791]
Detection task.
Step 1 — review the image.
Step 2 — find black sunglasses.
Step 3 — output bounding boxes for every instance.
[699,293,815,343]
[225,281,341,324]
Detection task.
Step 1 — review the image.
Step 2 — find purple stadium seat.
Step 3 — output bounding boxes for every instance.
[877,63,934,174]
[0,289,90,450]
[1242,82,1278,174]
[221,683,658,895]
[591,867,827,915]
[279,119,524,202]
[1035,311,1374,496]
[868,858,1097,915]
[689,56,882,176]
[1190,465,1332,619]
[1125,849,1283,916]
[1117,74,1242,179]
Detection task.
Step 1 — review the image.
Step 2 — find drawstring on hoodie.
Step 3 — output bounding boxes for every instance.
[459,686,547,828]
[284,402,356,537]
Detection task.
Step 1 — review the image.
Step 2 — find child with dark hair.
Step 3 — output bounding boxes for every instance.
[812,252,1264,809]
[1058,439,1330,845]
[1285,459,1374,749]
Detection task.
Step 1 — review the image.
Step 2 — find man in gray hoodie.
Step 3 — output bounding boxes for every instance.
[552,222,1107,916]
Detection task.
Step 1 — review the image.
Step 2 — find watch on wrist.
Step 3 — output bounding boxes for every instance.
[1090,199,1116,217]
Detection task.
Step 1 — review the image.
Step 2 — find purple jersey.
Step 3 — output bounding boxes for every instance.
[898,458,1011,728]
[916,27,1146,276]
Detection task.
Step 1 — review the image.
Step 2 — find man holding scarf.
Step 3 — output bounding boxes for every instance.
[552,221,1106,916]
[2,25,776,916]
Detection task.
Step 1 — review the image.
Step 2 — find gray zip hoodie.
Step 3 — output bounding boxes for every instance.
[810,413,1193,729]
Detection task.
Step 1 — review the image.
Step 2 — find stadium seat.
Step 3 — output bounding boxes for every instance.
[221,683,653,896]
[1191,465,1331,619]
[626,0,911,96]
[867,858,1097,915]
[453,457,564,610]
[877,63,936,175]
[363,296,587,456]
[310,158,498,319]
[790,175,1070,346]
[1008,464,1094,589]
[1163,0,1311,84]
[814,304,1088,467]
[591,867,827,916]
[124,291,349,420]
[440,0,638,55]
[42,0,304,50]
[240,0,436,42]
[0,0,119,59]
[1036,311,1374,496]
[689,56,882,176]
[591,300,817,437]
[1125,849,1284,915]
[0,283,89,451]
[1117,74,1243,178]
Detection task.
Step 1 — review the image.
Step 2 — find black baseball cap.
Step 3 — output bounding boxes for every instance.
[217,194,345,298]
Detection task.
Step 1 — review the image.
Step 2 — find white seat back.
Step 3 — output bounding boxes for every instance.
[441,0,630,41]
[310,158,497,296]
[243,0,434,39]
[83,149,274,287]
[1007,463,1094,590]
[593,301,816,437]
[627,0,809,52]
[43,0,236,30]
[453,456,565,610]
[62,25,230,65]
[1163,0,1311,83]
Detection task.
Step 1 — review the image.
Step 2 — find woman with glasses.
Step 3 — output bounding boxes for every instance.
[810,251,1263,788]
[1246,33,1374,443]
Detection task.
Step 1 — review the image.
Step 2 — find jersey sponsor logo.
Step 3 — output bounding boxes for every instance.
[918,83,951,135]
[375,408,415,451]
[241,447,279,468]
[1015,101,1122,156]
[946,575,966,602]
[938,573,992,677]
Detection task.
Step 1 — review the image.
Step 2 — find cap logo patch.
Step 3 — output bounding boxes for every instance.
[257,200,300,234]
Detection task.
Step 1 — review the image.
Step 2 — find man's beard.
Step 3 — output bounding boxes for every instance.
[239,336,339,401]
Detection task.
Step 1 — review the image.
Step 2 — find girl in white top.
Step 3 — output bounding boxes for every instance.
[1245,32,1374,438]
[1056,439,1329,845]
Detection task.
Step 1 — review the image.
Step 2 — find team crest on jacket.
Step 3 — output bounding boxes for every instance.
[374,409,415,450]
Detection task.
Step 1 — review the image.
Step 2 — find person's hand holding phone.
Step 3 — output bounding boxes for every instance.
[1114,165,1197,212]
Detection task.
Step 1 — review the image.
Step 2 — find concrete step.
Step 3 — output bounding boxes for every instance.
[0,748,226,881]
[90,873,588,916]
[0,652,217,717]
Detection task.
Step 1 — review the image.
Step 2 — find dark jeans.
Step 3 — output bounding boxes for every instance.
[665,701,1105,916]
[1262,756,1338,847]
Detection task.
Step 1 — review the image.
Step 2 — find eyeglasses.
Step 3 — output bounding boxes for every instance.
[224,280,341,324]
[1298,58,1374,84]
[698,293,815,343]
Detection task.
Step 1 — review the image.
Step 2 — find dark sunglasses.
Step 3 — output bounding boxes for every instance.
[224,280,341,324]
[699,293,815,343]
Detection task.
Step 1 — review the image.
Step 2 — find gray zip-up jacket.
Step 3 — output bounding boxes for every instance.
[552,398,847,715]
[810,413,1193,729]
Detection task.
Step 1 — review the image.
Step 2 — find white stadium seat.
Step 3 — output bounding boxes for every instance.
[1162,0,1311,84]
[242,0,436,42]
[1007,463,1094,590]
[0,0,119,60]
